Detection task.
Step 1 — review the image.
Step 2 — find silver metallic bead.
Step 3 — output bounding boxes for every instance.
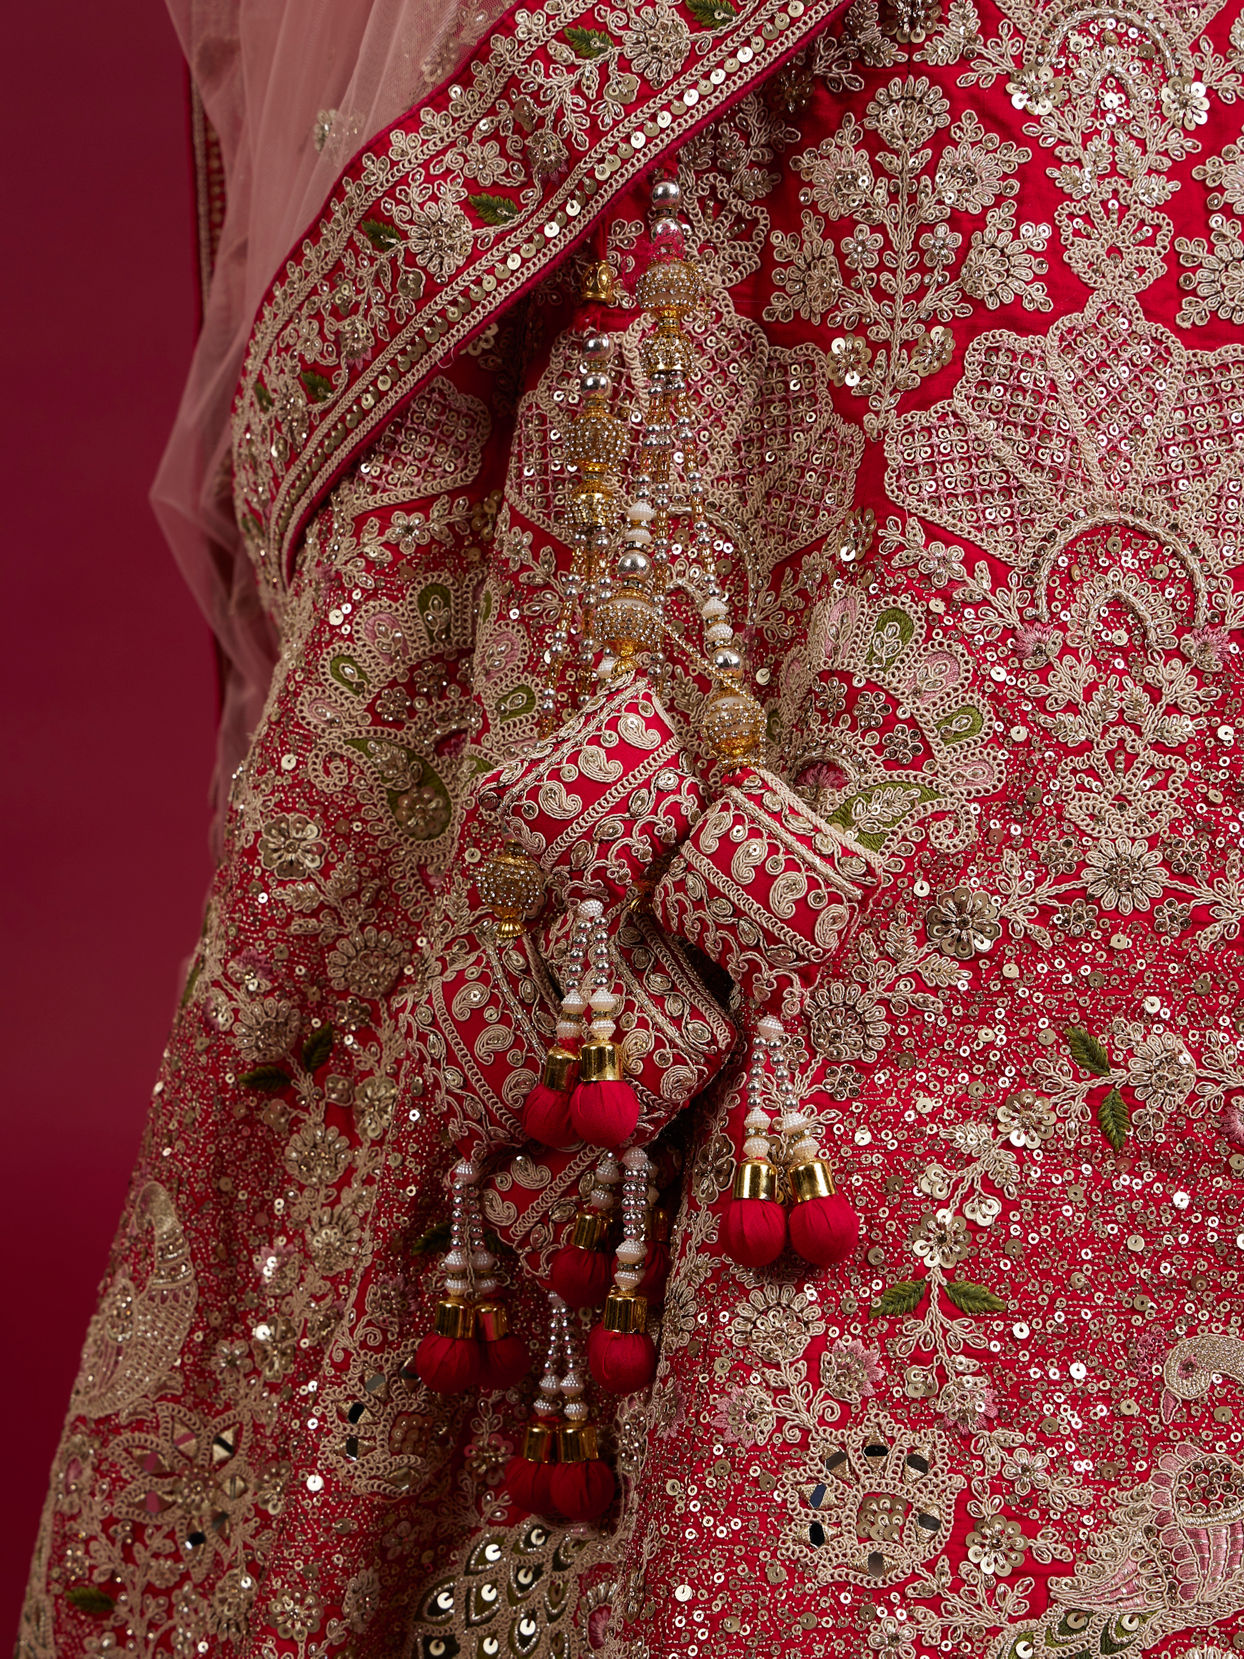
[582,332,613,360]
[581,370,612,395]
[711,645,744,674]
[651,178,682,206]
[618,550,651,578]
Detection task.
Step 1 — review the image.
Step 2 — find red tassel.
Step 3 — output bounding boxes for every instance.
[523,1083,578,1148]
[505,1422,559,1517]
[570,1078,640,1148]
[522,1046,580,1148]
[587,1324,658,1394]
[413,1333,482,1394]
[721,1197,787,1268]
[476,1302,531,1390]
[550,1243,614,1308]
[636,1239,670,1306]
[570,1040,640,1148]
[548,1425,616,1522]
[788,1193,860,1267]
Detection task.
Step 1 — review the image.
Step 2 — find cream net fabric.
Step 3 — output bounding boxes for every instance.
[154,0,506,830]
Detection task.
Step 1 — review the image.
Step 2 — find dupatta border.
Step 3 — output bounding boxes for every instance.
[230,0,845,594]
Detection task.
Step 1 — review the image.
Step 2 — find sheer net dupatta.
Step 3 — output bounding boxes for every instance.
[155,0,508,831]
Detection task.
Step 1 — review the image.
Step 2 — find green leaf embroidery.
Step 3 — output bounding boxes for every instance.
[411,1220,452,1256]
[66,1587,115,1617]
[944,1279,1007,1315]
[239,1064,292,1093]
[254,382,273,412]
[300,369,333,403]
[1098,1085,1131,1152]
[469,193,520,225]
[360,216,402,252]
[302,1025,334,1072]
[687,0,737,25]
[872,1279,927,1316]
[564,24,613,56]
[1066,1025,1112,1076]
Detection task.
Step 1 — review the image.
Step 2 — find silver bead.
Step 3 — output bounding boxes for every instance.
[651,178,682,206]
[582,332,613,360]
[617,550,651,579]
[581,370,612,395]
[651,215,681,241]
[711,645,744,673]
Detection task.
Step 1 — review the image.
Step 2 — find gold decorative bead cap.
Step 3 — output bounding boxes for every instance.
[542,1045,579,1093]
[788,1159,835,1203]
[474,1301,510,1341]
[572,1209,609,1250]
[581,260,619,305]
[602,1291,648,1333]
[579,1038,623,1083]
[732,1160,778,1202]
[522,1423,558,1464]
[557,1422,600,1463]
[433,1299,477,1339]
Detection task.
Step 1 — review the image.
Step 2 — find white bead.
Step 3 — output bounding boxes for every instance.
[589,989,617,1013]
[597,1156,621,1182]
[589,1018,616,1040]
[616,1240,646,1264]
[705,622,734,645]
[627,501,655,524]
[743,1108,771,1132]
[623,525,653,545]
[472,1250,496,1271]
[700,596,728,620]
[742,1136,771,1160]
[444,1277,470,1297]
[755,1014,784,1041]
[453,1159,481,1184]
[540,1372,560,1393]
[561,993,588,1016]
[578,899,604,919]
[791,1136,820,1162]
[555,1020,581,1042]
[564,1399,590,1422]
[443,1248,469,1270]
[621,1147,650,1172]
[614,1267,643,1291]
[588,1188,613,1210]
[781,1113,810,1135]
[475,1276,498,1296]
[561,1370,586,1396]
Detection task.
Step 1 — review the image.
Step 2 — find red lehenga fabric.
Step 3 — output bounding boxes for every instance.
[21,0,1244,1654]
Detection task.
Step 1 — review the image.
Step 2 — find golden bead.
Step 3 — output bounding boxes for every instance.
[581,260,620,305]
[477,841,544,936]
[702,685,766,761]
[636,256,700,315]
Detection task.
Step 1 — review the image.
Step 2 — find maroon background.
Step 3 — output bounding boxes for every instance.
[3,4,217,1640]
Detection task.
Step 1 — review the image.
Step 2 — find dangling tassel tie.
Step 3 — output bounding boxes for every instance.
[587,1290,656,1394]
[414,1296,482,1394]
[566,900,640,1148]
[550,1205,615,1308]
[570,1036,640,1148]
[524,904,596,1147]
[505,1420,560,1517]
[772,1036,860,1268]
[586,1147,658,1392]
[549,1422,617,1523]
[523,1044,580,1148]
[721,1017,787,1268]
[786,1157,859,1267]
[476,1300,531,1391]
[722,1155,787,1268]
